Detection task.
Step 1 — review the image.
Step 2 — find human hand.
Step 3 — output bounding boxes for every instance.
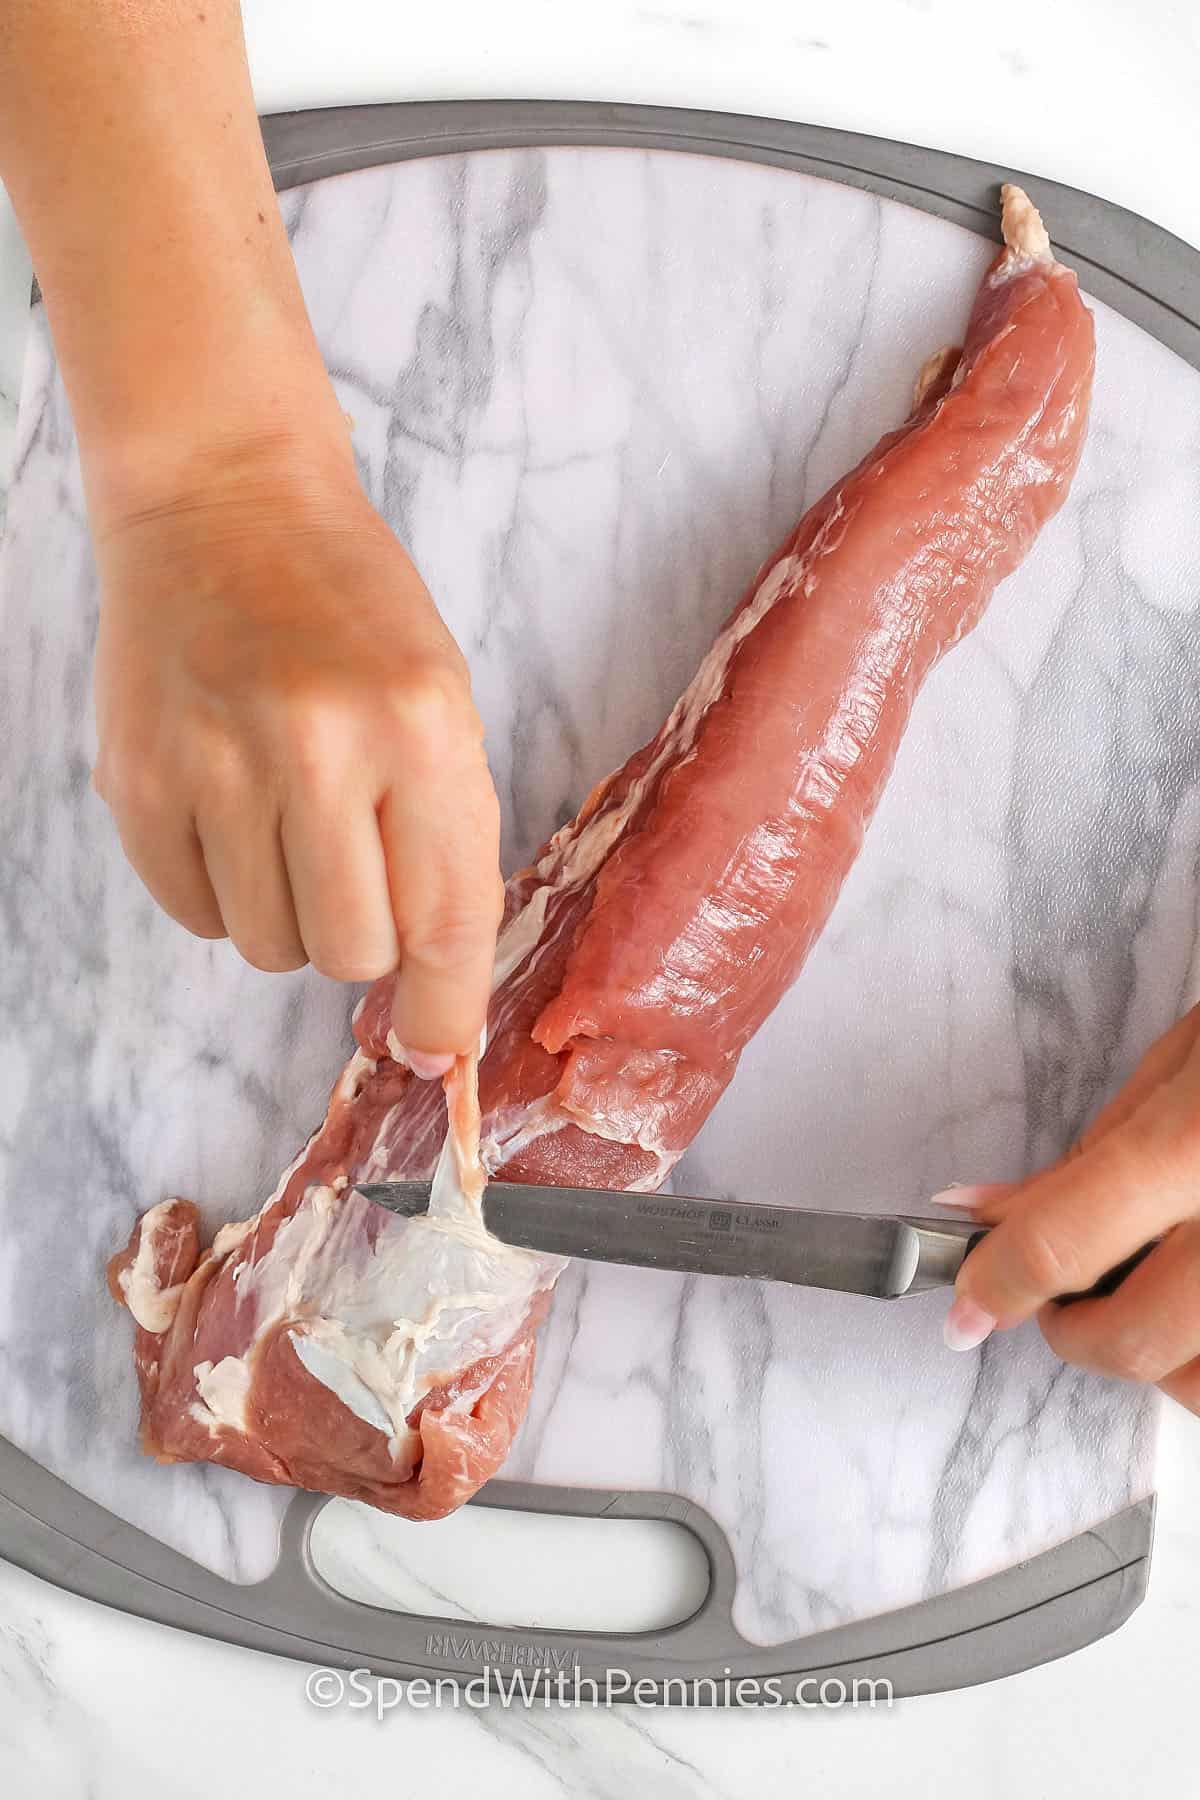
[941,1004,1200,1412]
[92,433,503,1069]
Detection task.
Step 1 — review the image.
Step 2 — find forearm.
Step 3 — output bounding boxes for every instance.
[0,1,351,526]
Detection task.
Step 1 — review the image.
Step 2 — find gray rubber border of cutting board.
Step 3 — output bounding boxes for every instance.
[264,100,1200,370]
[2,99,1184,1701]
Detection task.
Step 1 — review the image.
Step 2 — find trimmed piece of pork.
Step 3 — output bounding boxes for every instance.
[110,187,1095,1519]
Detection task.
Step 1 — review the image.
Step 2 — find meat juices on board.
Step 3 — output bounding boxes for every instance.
[110,187,1096,1519]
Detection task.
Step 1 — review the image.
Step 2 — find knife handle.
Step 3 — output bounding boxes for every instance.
[960,1228,1159,1305]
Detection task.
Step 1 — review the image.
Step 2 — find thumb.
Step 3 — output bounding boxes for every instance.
[945,1099,1198,1349]
[940,1009,1200,1350]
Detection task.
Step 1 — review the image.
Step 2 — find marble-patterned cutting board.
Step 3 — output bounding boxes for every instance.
[2,143,1193,1648]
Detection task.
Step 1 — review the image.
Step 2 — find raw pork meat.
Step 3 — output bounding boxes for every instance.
[110,187,1095,1518]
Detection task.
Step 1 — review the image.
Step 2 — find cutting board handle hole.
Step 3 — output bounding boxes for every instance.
[308,1497,710,1632]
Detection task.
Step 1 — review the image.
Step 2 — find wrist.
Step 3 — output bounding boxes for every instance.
[31,170,355,532]
[85,342,360,543]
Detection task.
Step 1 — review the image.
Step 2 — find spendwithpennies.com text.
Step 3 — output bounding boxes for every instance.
[305,1666,894,1716]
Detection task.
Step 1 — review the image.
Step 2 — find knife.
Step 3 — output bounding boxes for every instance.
[354,1181,1153,1303]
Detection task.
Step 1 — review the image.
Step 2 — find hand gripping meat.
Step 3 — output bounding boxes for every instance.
[110,187,1095,1518]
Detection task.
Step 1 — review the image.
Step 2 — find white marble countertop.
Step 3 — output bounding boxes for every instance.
[2,3,1199,1794]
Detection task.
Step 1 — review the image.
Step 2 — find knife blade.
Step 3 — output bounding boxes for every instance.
[354,1180,983,1298]
[355,1179,1158,1303]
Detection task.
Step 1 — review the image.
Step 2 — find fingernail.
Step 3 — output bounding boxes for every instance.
[405,1049,456,1080]
[929,1183,1000,1211]
[943,1296,996,1353]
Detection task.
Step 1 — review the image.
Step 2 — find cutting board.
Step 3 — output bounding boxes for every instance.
[2,101,1198,1696]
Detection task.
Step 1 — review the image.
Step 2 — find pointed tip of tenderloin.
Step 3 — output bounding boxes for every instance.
[1000,183,1052,261]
